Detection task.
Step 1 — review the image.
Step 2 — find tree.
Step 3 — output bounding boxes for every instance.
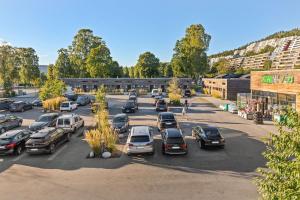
[69,29,104,77]
[47,64,59,80]
[128,67,134,78]
[17,48,40,86]
[168,77,182,105]
[256,108,300,200]
[171,24,211,78]
[39,78,66,100]
[212,58,233,74]
[86,44,112,78]
[122,67,130,77]
[263,60,272,70]
[55,48,73,78]
[135,52,160,78]
[0,45,18,96]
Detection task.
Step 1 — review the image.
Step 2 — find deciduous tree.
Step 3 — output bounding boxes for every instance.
[135,52,159,78]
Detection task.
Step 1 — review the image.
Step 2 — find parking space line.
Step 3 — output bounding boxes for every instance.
[12,153,27,162]
[47,145,68,161]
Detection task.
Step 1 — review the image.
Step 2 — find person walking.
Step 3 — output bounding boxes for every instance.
[184,99,189,110]
[182,105,187,116]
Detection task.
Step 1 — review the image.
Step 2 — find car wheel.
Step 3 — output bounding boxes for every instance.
[15,146,22,155]
[81,122,84,127]
[0,128,5,134]
[127,152,131,156]
[49,143,56,154]
[199,140,205,149]
[21,108,25,112]
[162,145,165,155]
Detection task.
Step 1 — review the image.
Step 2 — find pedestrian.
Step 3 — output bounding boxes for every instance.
[184,99,188,110]
[182,105,187,116]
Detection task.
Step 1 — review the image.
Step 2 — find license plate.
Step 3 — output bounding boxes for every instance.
[126,110,130,112]
[166,122,172,125]
[30,148,39,151]
[212,141,219,144]
[137,146,144,149]
[0,146,5,149]
[172,146,180,149]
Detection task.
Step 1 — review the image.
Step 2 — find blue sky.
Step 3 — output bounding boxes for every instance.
[0,0,300,66]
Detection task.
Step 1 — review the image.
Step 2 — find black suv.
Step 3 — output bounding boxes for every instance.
[112,114,129,134]
[122,100,138,113]
[161,128,188,155]
[9,101,33,112]
[29,113,60,132]
[157,112,178,131]
[26,127,71,154]
[192,126,225,149]
[155,99,168,112]
[0,114,23,134]
[0,129,32,155]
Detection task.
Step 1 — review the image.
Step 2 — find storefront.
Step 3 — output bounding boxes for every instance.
[251,69,300,116]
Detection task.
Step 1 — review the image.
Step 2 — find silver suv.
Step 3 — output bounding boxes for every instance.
[56,114,84,133]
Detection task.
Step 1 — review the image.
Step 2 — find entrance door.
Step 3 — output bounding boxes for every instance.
[150,85,154,91]
[82,85,87,92]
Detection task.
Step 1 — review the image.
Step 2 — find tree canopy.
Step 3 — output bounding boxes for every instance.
[134,52,160,78]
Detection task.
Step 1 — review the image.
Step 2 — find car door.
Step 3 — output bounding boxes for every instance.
[5,115,16,129]
[56,128,66,142]
[161,130,166,144]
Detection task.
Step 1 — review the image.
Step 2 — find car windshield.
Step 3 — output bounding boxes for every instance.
[77,96,85,101]
[37,115,53,122]
[113,117,126,123]
[167,137,184,144]
[61,103,69,107]
[158,100,166,105]
[58,118,70,125]
[162,114,175,120]
[130,135,150,143]
[203,129,220,137]
[125,102,134,107]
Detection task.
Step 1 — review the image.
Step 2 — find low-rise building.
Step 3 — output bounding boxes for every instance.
[202,75,250,101]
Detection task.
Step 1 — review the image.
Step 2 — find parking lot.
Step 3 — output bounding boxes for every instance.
[0,94,270,200]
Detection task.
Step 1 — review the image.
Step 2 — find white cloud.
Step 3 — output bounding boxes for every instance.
[0,38,11,46]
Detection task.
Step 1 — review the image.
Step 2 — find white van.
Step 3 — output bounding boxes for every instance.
[56,114,84,133]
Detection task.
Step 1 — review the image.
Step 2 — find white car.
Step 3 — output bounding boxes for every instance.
[56,114,84,133]
[151,89,160,97]
[60,101,77,112]
[126,126,154,155]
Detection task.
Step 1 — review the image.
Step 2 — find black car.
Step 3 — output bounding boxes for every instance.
[161,128,188,155]
[32,99,43,107]
[0,129,32,155]
[183,89,192,97]
[26,127,71,154]
[0,114,23,134]
[9,101,33,112]
[157,112,178,131]
[192,126,225,149]
[29,113,60,132]
[155,99,168,112]
[0,98,14,110]
[65,93,78,101]
[112,114,129,134]
[122,100,138,113]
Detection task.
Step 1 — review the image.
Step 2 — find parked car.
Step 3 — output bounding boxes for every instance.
[9,101,33,112]
[112,114,129,135]
[76,95,90,106]
[0,129,33,155]
[88,95,96,103]
[128,89,137,96]
[122,100,138,113]
[192,126,225,149]
[161,128,187,155]
[65,93,78,101]
[56,114,84,133]
[60,101,77,112]
[151,89,160,97]
[29,113,60,132]
[157,112,178,131]
[183,89,192,97]
[126,126,154,155]
[155,99,168,112]
[129,95,138,104]
[31,99,43,107]
[0,98,14,110]
[0,114,23,134]
[26,127,71,154]
[228,104,238,114]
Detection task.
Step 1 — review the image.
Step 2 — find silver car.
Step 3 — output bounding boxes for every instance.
[126,126,154,155]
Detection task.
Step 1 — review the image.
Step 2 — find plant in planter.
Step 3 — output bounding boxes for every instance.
[84,129,102,157]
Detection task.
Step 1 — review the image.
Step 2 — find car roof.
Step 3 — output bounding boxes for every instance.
[160,112,174,116]
[114,113,127,118]
[41,113,58,117]
[14,101,24,104]
[166,128,182,137]
[58,114,78,119]
[0,130,23,138]
[131,126,150,136]
[196,125,219,131]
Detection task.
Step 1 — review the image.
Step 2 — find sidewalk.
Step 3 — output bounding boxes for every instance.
[195,94,278,134]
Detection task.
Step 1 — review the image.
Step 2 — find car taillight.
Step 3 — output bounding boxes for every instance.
[6,143,16,149]
[165,144,172,149]
[128,143,134,147]
[180,144,187,149]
